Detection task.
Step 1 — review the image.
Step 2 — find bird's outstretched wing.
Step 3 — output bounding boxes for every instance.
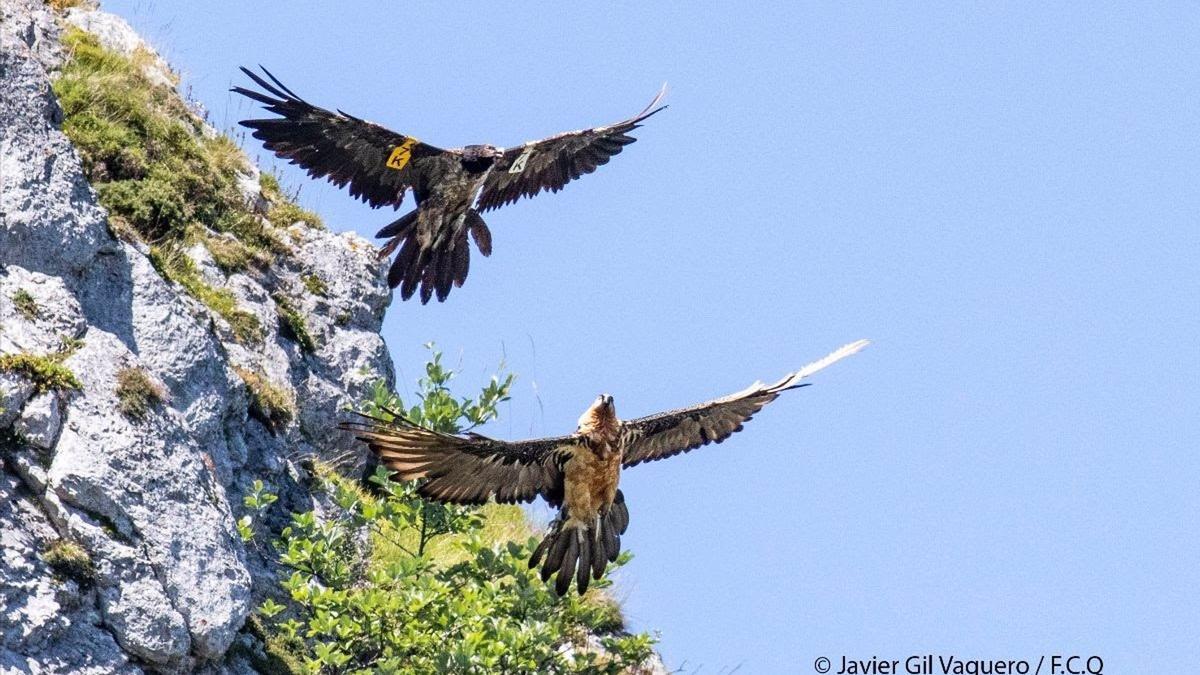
[234,67,450,209]
[340,414,577,507]
[620,340,870,468]
[475,86,667,212]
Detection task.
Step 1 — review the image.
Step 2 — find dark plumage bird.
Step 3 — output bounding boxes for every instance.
[341,340,869,595]
[233,67,666,303]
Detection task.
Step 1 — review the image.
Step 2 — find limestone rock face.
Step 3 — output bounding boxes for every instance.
[0,2,394,671]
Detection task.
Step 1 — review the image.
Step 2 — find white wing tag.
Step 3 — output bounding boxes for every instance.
[508,146,534,174]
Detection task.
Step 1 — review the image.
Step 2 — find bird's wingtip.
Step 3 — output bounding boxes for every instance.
[636,83,669,118]
[787,339,871,385]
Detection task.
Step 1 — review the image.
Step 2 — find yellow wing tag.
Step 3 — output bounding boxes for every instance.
[386,138,419,170]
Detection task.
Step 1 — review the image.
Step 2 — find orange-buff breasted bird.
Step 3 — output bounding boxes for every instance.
[341,340,868,595]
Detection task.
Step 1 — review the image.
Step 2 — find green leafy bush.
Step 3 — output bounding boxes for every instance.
[249,346,656,673]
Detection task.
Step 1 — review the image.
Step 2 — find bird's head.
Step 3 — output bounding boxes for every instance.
[460,144,503,173]
[578,394,618,439]
[462,144,503,161]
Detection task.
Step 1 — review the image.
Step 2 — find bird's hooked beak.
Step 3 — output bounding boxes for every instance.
[597,394,614,411]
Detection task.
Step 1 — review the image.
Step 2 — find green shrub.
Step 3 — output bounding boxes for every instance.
[250,346,656,673]
[96,175,189,241]
[115,367,166,420]
[240,615,306,675]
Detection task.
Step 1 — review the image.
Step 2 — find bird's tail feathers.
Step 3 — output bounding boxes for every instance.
[529,491,629,596]
[380,209,492,303]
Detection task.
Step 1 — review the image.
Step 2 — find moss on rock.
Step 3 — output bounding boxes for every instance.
[42,539,94,585]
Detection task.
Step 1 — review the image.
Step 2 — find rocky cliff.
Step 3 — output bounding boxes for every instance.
[1,2,395,671]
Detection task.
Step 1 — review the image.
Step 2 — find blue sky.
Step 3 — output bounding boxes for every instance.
[104,2,1198,671]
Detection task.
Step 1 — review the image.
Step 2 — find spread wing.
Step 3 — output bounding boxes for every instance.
[475,85,667,212]
[620,340,870,468]
[340,415,577,507]
[234,66,451,209]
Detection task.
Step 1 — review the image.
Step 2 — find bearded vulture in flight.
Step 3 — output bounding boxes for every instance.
[341,340,869,595]
[233,67,666,303]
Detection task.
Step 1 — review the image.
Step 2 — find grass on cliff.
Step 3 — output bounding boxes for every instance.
[272,294,317,354]
[12,289,39,320]
[147,246,263,345]
[46,0,90,11]
[53,27,325,347]
[115,366,167,420]
[54,28,295,251]
[0,353,81,394]
[300,273,327,297]
[260,173,324,231]
[234,367,294,431]
[42,539,94,585]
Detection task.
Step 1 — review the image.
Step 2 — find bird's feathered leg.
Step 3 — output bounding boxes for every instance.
[529,489,630,595]
[381,206,491,303]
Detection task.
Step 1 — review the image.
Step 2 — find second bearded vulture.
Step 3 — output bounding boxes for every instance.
[341,340,869,595]
[233,67,666,303]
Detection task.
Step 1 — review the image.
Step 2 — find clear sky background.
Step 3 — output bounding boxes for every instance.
[103,2,1198,671]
